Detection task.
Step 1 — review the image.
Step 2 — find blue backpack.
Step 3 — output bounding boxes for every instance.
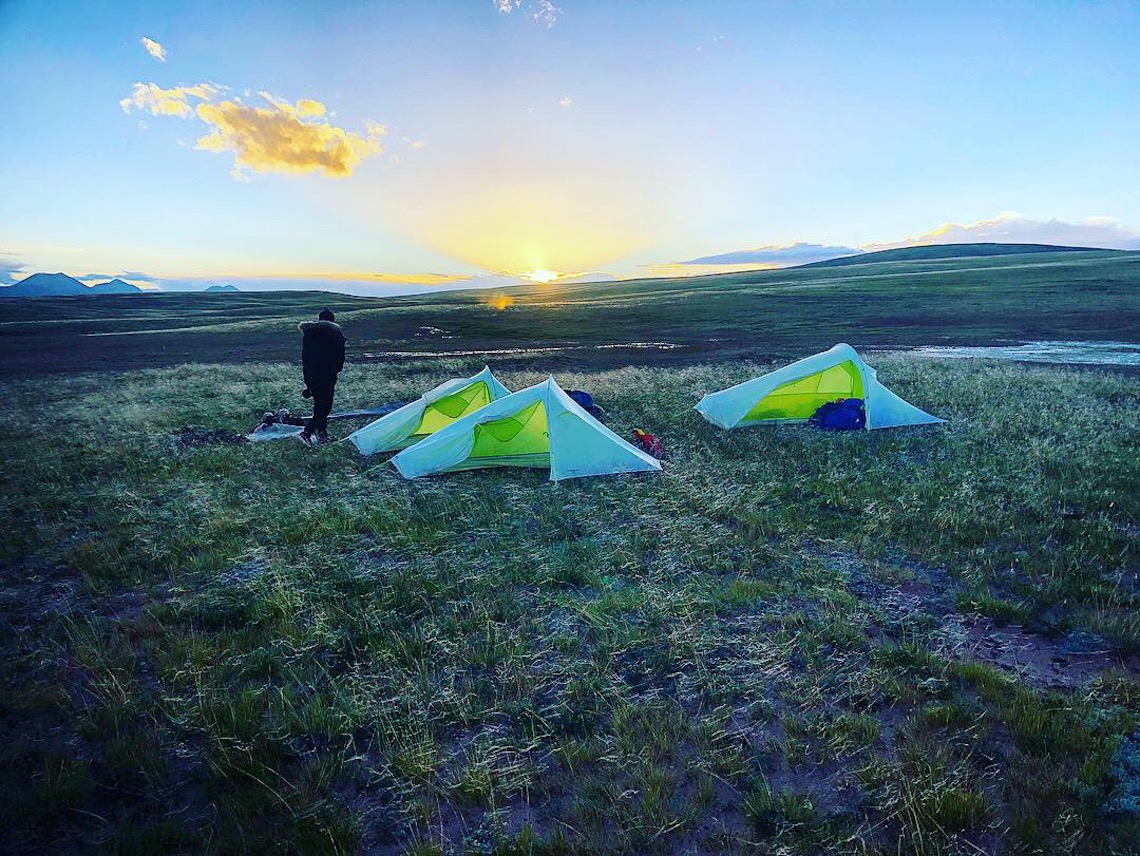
[809,398,866,431]
[566,389,607,421]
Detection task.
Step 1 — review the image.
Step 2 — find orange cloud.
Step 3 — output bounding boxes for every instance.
[253,271,463,286]
[195,93,385,178]
[121,84,387,178]
[120,82,217,117]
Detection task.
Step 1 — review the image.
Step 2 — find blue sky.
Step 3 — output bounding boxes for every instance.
[2,0,1138,293]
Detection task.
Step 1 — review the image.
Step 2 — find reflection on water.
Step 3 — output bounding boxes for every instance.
[912,341,1140,367]
[361,342,684,359]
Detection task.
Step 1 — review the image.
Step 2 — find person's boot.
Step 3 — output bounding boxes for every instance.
[316,430,332,446]
[297,428,314,447]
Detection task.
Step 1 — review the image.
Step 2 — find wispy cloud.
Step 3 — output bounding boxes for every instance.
[0,253,26,285]
[120,270,162,283]
[140,37,167,62]
[682,242,861,267]
[142,267,615,297]
[77,273,160,289]
[494,0,561,26]
[122,84,388,178]
[664,216,1140,278]
[638,262,783,278]
[80,271,162,287]
[120,82,217,118]
[559,96,573,108]
[866,212,1140,251]
[533,0,561,26]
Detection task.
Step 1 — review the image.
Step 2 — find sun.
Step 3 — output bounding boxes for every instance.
[523,269,560,284]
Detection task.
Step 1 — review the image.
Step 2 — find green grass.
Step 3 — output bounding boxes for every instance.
[1,353,1138,853]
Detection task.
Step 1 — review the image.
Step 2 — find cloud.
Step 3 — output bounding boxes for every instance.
[120,82,217,118]
[149,272,508,297]
[81,270,162,285]
[559,96,573,108]
[638,262,784,278]
[401,136,425,150]
[866,212,1140,251]
[0,253,26,284]
[195,94,385,177]
[681,242,862,267]
[661,216,1140,279]
[563,271,616,284]
[122,84,386,178]
[146,268,618,298]
[120,270,162,283]
[141,37,167,62]
[494,0,560,26]
[533,0,560,26]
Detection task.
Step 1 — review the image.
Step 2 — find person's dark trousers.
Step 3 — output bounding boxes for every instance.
[305,380,336,433]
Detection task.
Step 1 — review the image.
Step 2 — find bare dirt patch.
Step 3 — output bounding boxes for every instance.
[938,617,1140,691]
[817,544,1140,691]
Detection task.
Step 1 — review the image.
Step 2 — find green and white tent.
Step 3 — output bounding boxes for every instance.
[391,377,662,481]
[347,366,511,455]
[695,343,943,430]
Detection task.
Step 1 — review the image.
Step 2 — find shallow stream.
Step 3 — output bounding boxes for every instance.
[905,340,1140,367]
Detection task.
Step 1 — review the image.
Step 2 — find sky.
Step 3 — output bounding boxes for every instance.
[2,0,1139,294]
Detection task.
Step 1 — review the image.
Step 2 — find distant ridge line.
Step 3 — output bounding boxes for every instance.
[799,242,1124,269]
[0,272,142,298]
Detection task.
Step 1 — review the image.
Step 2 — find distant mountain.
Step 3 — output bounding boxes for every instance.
[0,272,90,297]
[800,242,1119,269]
[0,272,144,298]
[89,278,142,294]
[204,284,240,293]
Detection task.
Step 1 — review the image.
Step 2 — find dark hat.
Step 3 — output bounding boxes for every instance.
[318,308,335,322]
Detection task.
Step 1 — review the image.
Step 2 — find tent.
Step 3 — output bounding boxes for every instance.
[347,366,511,455]
[391,377,662,481]
[695,343,943,430]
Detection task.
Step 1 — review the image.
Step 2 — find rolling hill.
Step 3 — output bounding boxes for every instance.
[801,242,1126,268]
[1,248,1137,376]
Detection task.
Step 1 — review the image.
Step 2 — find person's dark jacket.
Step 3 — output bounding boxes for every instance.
[300,320,346,386]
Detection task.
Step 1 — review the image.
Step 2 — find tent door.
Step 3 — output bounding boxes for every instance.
[741,360,865,424]
[462,400,550,469]
[412,381,491,439]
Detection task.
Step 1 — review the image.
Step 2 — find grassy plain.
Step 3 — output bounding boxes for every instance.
[1,249,1138,376]
[1,252,1139,853]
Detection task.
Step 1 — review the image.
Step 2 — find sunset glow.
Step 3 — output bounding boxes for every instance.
[0,2,1137,294]
[524,270,560,284]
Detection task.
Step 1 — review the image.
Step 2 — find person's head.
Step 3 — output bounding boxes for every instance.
[318,308,335,322]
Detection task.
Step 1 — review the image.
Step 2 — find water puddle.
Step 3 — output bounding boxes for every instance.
[909,340,1140,367]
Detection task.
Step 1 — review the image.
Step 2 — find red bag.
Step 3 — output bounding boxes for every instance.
[632,428,665,458]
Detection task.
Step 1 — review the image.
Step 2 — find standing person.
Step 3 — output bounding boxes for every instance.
[298,308,346,446]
